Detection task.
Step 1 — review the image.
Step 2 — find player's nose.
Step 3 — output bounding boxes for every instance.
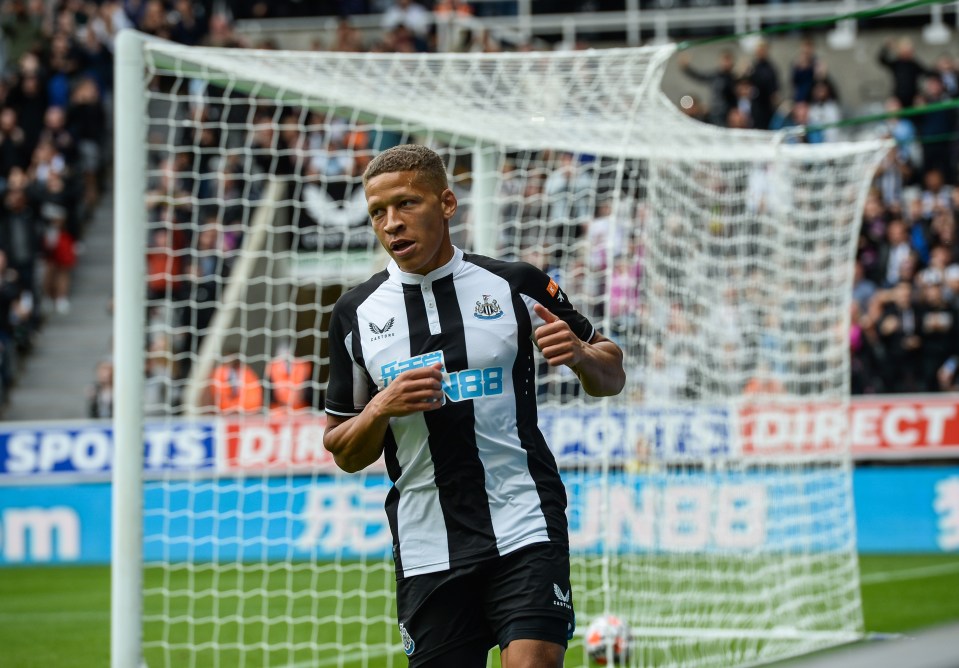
[383,207,404,231]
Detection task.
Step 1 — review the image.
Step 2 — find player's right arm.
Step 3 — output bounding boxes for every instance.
[324,364,444,473]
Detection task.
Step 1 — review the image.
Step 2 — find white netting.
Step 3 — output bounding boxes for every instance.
[125,36,888,668]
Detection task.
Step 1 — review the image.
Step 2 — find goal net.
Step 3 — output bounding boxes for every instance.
[113,31,888,668]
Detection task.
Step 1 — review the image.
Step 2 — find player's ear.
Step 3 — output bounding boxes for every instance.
[441,188,457,221]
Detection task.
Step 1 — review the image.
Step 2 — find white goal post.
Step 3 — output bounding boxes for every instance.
[111,28,889,668]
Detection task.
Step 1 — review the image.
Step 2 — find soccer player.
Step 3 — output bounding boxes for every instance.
[324,144,625,667]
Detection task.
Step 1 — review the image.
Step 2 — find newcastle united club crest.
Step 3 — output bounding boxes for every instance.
[474,294,504,320]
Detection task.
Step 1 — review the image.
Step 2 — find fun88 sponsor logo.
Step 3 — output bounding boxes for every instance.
[380,351,446,386]
[380,351,504,402]
[441,367,504,402]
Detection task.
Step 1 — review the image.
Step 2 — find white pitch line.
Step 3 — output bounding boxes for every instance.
[860,561,959,585]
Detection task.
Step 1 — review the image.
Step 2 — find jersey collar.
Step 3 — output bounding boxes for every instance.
[388,246,463,285]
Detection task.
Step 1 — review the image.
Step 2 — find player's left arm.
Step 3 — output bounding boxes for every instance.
[533,303,625,397]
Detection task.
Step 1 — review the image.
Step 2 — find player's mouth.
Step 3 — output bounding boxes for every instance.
[390,239,415,256]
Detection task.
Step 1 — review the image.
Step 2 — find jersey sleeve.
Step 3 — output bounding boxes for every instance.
[325,298,371,417]
[522,264,595,343]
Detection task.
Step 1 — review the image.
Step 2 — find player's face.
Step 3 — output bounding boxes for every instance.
[366,170,457,275]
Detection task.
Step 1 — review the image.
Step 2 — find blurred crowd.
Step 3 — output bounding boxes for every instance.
[1,1,956,417]
[673,35,959,395]
[0,0,115,407]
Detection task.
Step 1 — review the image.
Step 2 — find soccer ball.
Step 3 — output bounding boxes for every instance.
[584,614,630,665]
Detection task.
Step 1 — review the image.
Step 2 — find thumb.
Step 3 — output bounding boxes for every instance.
[534,303,558,324]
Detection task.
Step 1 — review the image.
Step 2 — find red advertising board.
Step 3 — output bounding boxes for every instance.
[741,395,959,458]
[220,415,337,471]
[216,396,959,471]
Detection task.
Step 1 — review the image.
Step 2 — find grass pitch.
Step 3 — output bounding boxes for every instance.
[1,555,957,668]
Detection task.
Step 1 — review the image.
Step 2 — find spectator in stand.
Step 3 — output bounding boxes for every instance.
[929,205,957,264]
[944,264,959,307]
[67,77,106,212]
[876,281,922,392]
[170,0,207,46]
[875,146,910,209]
[926,244,952,279]
[0,177,39,299]
[495,158,523,258]
[770,100,818,142]
[879,96,919,165]
[853,258,877,314]
[46,30,81,109]
[743,359,784,396]
[858,193,888,278]
[87,357,114,418]
[329,16,365,52]
[8,57,48,154]
[678,49,737,127]
[726,105,751,130]
[0,107,29,178]
[182,222,224,332]
[790,37,818,103]
[434,0,474,19]
[76,11,114,92]
[849,301,870,394]
[935,53,958,99]
[608,254,641,336]
[27,135,66,188]
[34,166,79,257]
[266,342,316,416]
[378,22,425,53]
[135,0,173,39]
[916,268,957,391]
[0,0,43,75]
[729,77,758,129]
[644,343,689,403]
[920,169,953,216]
[40,202,75,314]
[543,151,591,265]
[746,39,780,130]
[203,11,248,48]
[0,249,25,397]
[586,199,629,276]
[382,0,432,40]
[807,80,842,142]
[879,218,913,287]
[856,285,886,393]
[88,0,133,53]
[146,226,182,302]
[878,37,934,109]
[914,75,958,182]
[145,334,176,416]
[208,353,263,414]
[467,27,501,54]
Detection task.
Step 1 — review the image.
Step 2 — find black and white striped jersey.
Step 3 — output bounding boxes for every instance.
[326,247,595,579]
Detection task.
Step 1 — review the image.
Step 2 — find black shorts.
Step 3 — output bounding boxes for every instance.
[395,541,575,667]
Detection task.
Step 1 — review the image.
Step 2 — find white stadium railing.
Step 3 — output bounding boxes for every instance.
[235,0,959,51]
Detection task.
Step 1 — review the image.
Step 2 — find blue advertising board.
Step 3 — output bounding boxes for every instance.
[539,406,733,462]
[855,468,959,552]
[1,468,956,565]
[0,421,216,476]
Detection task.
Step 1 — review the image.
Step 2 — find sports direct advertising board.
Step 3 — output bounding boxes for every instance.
[1,395,959,564]
[3,395,959,478]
